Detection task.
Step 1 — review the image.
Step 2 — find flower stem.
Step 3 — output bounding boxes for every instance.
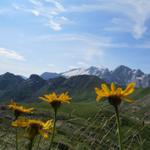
[114,105,123,150]
[49,108,57,150]
[15,128,18,150]
[36,136,42,150]
[28,139,34,150]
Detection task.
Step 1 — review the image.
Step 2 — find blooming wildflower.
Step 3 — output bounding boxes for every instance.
[8,101,34,119]
[95,82,136,106]
[12,119,53,140]
[39,92,71,109]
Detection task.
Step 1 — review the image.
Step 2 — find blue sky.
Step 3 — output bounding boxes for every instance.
[0,0,150,76]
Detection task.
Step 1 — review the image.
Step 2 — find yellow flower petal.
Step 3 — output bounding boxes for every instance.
[95,88,106,101]
[12,119,29,127]
[95,82,136,105]
[43,120,53,130]
[39,129,49,139]
[101,83,110,96]
[110,83,116,95]
[8,101,34,114]
[39,92,71,104]
[123,82,136,96]
[111,83,116,92]
[116,88,123,96]
[12,118,54,139]
[39,96,50,102]
[123,97,135,103]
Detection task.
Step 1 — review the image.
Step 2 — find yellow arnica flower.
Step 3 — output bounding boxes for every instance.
[12,119,53,140]
[39,92,71,109]
[95,82,136,106]
[8,101,34,118]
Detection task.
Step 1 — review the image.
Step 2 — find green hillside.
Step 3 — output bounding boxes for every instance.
[1,99,149,150]
[0,75,150,149]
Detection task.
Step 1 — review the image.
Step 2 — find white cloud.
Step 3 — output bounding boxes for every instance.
[33,33,150,50]
[11,0,68,31]
[28,0,67,31]
[85,48,104,62]
[30,33,107,65]
[29,0,43,6]
[117,0,150,39]
[67,0,150,39]
[12,3,22,10]
[3,0,150,37]
[0,48,25,61]
[46,18,62,31]
[31,9,40,16]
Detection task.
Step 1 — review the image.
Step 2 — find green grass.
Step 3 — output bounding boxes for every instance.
[131,88,150,99]
[1,87,150,150]
[17,99,150,149]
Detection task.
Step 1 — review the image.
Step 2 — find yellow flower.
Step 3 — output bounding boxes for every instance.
[95,82,136,106]
[12,119,53,140]
[8,101,34,118]
[39,92,71,109]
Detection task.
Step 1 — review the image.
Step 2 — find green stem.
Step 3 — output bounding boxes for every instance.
[49,109,57,150]
[15,128,18,150]
[36,136,42,150]
[28,139,34,150]
[114,105,123,150]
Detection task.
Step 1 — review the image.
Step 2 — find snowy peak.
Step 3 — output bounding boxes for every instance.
[61,68,85,77]
[113,65,132,74]
[85,66,106,76]
[61,66,109,78]
[61,65,150,87]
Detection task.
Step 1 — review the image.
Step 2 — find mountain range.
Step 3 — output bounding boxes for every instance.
[41,65,150,88]
[0,65,150,102]
[0,72,103,102]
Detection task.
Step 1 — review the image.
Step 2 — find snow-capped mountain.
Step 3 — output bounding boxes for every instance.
[110,65,149,87]
[61,65,150,87]
[61,66,109,77]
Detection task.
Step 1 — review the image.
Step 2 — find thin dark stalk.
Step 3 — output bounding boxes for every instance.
[28,139,34,150]
[114,105,123,150]
[36,136,42,150]
[49,109,57,150]
[15,128,18,150]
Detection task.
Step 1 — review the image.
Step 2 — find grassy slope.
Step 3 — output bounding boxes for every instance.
[23,98,150,149]
[1,87,150,149]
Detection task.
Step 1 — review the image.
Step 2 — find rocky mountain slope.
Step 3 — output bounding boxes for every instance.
[41,72,62,80]
[61,65,150,87]
[0,73,104,102]
[1,65,150,102]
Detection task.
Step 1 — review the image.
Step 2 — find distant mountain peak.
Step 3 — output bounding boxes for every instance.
[114,65,132,71]
[2,72,15,77]
[41,72,62,80]
[29,74,43,80]
[0,72,26,80]
[61,65,150,87]
[0,65,150,102]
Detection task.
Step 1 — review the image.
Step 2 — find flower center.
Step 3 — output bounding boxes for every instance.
[51,101,61,110]
[108,96,121,107]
